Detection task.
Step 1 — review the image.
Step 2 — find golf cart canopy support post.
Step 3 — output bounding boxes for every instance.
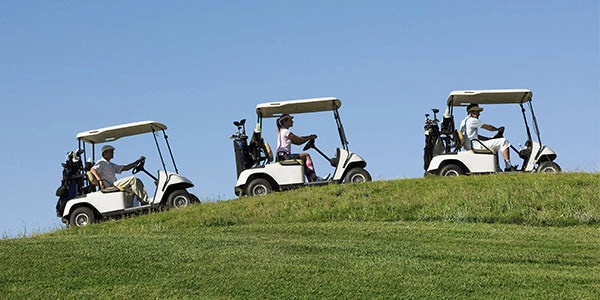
[160,128,179,174]
[151,127,168,173]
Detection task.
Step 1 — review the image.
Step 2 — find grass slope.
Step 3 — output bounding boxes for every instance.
[1,173,598,299]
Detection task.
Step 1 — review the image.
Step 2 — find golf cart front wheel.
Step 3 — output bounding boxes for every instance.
[70,207,95,227]
[439,164,464,176]
[344,168,372,183]
[247,178,272,196]
[537,161,561,173]
[168,189,192,209]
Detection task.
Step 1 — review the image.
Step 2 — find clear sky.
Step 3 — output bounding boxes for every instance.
[1,1,598,238]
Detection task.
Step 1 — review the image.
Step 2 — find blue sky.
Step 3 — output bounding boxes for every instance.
[1,1,598,238]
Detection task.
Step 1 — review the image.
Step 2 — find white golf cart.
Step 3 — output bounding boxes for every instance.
[56,121,197,227]
[230,97,371,196]
[424,89,561,176]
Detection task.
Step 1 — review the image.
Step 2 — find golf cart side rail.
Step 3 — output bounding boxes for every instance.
[256,97,341,118]
[447,89,533,106]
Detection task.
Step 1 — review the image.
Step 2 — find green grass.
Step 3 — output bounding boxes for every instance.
[1,173,598,299]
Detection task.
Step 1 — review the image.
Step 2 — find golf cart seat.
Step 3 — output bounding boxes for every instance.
[275,151,304,165]
[455,130,494,154]
[86,171,121,193]
[278,159,303,166]
[263,141,274,163]
[453,130,465,152]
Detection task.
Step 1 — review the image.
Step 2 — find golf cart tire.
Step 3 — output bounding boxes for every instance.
[439,164,464,176]
[69,206,95,227]
[343,168,372,183]
[537,161,561,173]
[190,193,200,204]
[167,189,192,209]
[247,178,272,196]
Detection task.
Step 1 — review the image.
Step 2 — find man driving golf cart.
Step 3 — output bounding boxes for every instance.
[89,144,151,204]
[56,120,196,227]
[424,89,561,176]
[459,103,517,172]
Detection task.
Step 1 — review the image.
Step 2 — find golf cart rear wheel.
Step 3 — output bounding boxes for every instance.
[439,164,464,176]
[537,161,561,173]
[247,178,272,196]
[70,207,95,227]
[344,168,372,183]
[168,189,192,209]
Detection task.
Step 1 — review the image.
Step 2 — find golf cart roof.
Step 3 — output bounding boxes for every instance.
[256,97,342,118]
[447,89,533,106]
[76,120,167,144]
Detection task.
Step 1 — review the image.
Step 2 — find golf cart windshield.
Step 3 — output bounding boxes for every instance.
[447,89,533,107]
[76,121,167,144]
[256,97,342,118]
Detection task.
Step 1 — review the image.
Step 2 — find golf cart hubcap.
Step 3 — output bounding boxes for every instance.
[253,185,267,195]
[75,214,89,226]
[350,174,366,182]
[173,196,189,208]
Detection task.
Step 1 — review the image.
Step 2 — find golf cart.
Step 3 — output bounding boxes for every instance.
[55,120,197,227]
[230,97,371,196]
[424,89,561,176]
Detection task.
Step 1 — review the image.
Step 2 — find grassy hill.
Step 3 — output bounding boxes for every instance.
[1,173,598,299]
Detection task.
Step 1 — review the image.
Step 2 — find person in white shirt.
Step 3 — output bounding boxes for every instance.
[276,114,328,182]
[459,104,516,172]
[89,145,151,203]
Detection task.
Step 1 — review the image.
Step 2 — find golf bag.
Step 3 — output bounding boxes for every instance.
[233,138,255,177]
[55,150,86,216]
[424,123,440,171]
[440,112,455,153]
[231,120,256,177]
[423,110,444,171]
[231,119,272,176]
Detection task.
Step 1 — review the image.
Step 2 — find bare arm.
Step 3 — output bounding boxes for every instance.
[122,157,144,171]
[89,168,105,189]
[288,132,317,145]
[479,124,505,140]
[481,124,499,132]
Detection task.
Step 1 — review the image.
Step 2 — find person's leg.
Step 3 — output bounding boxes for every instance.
[497,138,513,169]
[301,152,315,171]
[483,138,514,170]
[501,148,510,161]
[114,176,149,203]
[299,152,318,181]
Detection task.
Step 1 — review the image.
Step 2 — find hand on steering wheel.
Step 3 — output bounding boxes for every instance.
[492,126,505,139]
[132,156,146,174]
[303,137,316,151]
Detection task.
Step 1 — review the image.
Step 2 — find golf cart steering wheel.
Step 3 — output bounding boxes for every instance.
[132,156,146,174]
[492,126,505,139]
[303,138,316,151]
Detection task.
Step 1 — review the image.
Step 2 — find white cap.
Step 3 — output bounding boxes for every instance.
[101,145,115,153]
